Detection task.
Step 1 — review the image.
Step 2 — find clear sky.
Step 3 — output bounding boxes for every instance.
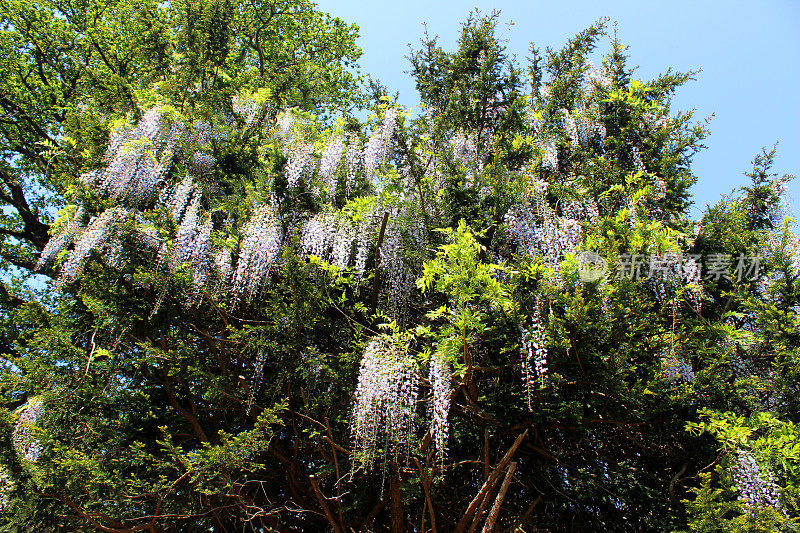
[315,0,800,220]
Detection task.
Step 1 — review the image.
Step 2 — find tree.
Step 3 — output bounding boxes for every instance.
[1,7,798,532]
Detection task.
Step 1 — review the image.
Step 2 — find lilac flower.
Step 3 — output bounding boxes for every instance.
[12,398,45,463]
[351,336,419,470]
[0,467,11,512]
[188,151,216,177]
[344,134,362,197]
[284,142,314,188]
[232,205,282,304]
[732,449,785,515]
[661,349,695,384]
[36,205,86,270]
[521,310,547,408]
[233,95,263,126]
[58,207,126,285]
[541,139,558,171]
[319,135,344,197]
[363,108,397,180]
[428,354,452,462]
[95,108,184,206]
[169,175,197,221]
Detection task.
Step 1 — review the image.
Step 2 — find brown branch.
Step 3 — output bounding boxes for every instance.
[162,378,210,443]
[369,211,390,316]
[481,462,516,533]
[453,430,527,533]
[414,458,437,533]
[390,463,404,533]
[308,475,343,533]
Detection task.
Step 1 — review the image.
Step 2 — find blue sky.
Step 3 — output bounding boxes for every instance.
[315,0,800,219]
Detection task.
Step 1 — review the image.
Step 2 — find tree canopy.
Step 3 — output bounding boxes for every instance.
[1,4,798,532]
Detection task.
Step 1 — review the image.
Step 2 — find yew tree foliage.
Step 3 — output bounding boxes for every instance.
[0,5,799,532]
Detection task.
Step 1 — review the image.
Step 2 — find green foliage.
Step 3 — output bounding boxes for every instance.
[0,6,797,532]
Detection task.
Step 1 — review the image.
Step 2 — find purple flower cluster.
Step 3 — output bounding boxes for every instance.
[92,108,184,206]
[232,205,282,304]
[36,205,86,270]
[732,449,784,514]
[284,142,315,188]
[520,311,548,408]
[505,204,583,276]
[363,108,397,180]
[428,354,452,462]
[351,336,419,470]
[0,467,11,512]
[319,134,344,197]
[12,398,45,463]
[58,207,126,285]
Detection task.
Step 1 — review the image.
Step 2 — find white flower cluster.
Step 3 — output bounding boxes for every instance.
[451,130,478,166]
[344,134,362,197]
[187,151,216,177]
[378,211,424,321]
[233,95,264,127]
[36,206,86,270]
[585,63,612,91]
[363,108,397,180]
[428,354,452,462]
[505,204,583,273]
[521,312,547,408]
[732,449,785,515]
[299,212,363,269]
[541,139,558,171]
[275,110,295,143]
[351,336,419,470]
[232,205,282,304]
[89,108,184,206]
[284,142,315,188]
[58,207,126,285]
[12,398,45,463]
[319,134,345,197]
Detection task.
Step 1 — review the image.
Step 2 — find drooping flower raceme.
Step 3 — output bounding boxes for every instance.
[93,108,184,206]
[428,354,452,461]
[351,336,419,470]
[732,449,785,515]
[12,398,45,463]
[36,206,86,270]
[319,134,345,197]
[231,205,282,304]
[58,207,127,286]
[363,108,397,180]
[520,311,548,408]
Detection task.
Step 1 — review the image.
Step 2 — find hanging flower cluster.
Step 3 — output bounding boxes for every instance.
[319,134,345,197]
[351,336,419,470]
[505,203,583,274]
[363,108,397,179]
[661,349,695,384]
[428,354,452,461]
[57,207,127,286]
[520,310,548,408]
[0,467,11,512]
[299,212,375,271]
[732,449,785,515]
[12,398,45,463]
[84,108,184,206]
[232,205,283,304]
[36,206,86,270]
